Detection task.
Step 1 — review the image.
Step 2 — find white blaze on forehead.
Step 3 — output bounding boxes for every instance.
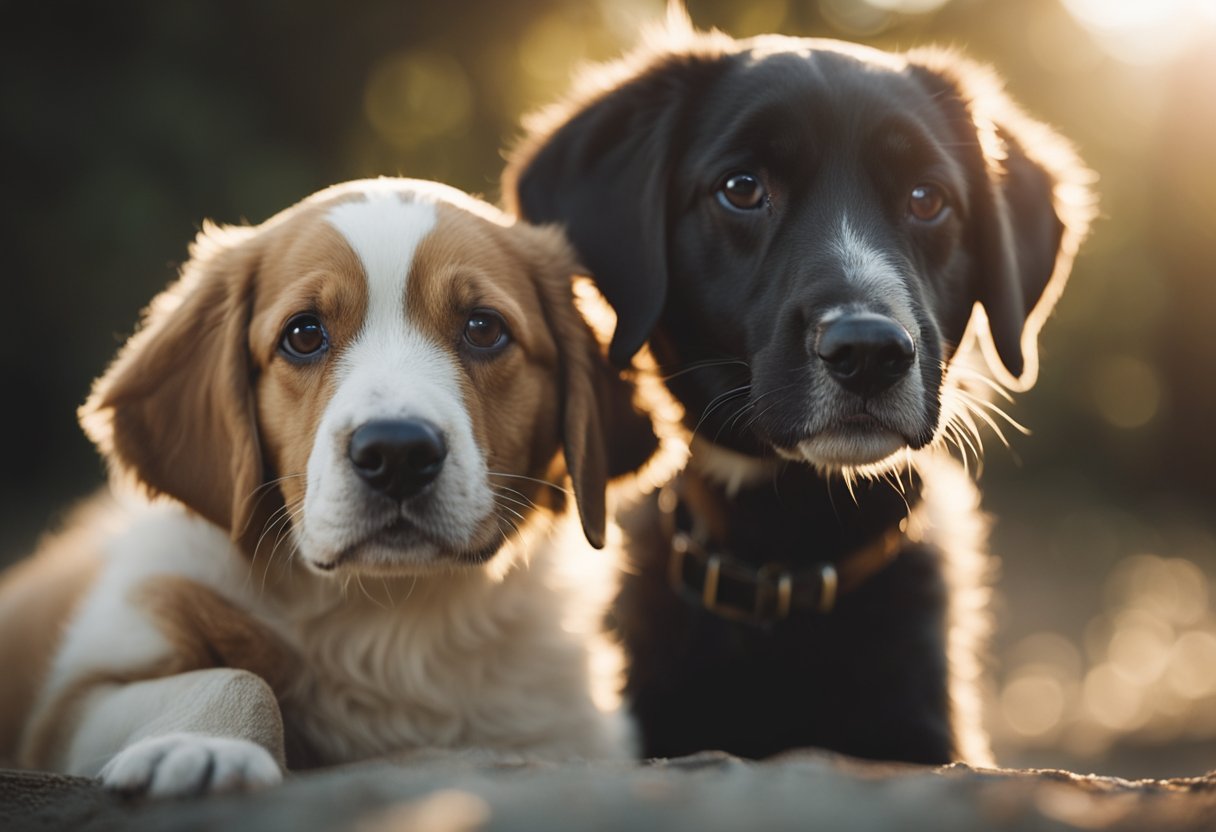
[325,191,437,330]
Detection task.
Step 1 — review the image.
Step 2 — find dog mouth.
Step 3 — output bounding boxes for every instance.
[835,413,886,430]
[308,516,500,574]
[773,411,914,469]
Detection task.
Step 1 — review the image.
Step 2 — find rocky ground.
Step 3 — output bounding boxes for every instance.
[3,750,1215,832]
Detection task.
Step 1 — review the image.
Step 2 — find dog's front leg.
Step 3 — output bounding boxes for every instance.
[61,668,286,797]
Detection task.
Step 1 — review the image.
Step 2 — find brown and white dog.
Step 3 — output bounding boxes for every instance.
[0,178,654,796]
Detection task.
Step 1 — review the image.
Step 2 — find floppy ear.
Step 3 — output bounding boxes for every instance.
[504,44,724,367]
[908,52,1096,389]
[79,222,277,550]
[525,226,659,548]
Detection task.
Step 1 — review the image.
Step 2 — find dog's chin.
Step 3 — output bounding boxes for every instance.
[302,519,503,578]
[777,419,910,472]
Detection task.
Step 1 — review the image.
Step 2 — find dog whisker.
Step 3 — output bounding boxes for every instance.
[713,398,755,443]
[691,384,752,439]
[493,512,527,551]
[953,389,1030,438]
[492,492,539,514]
[739,382,802,433]
[954,405,987,455]
[259,501,305,597]
[248,498,303,595]
[402,576,418,603]
[660,357,751,382]
[882,469,913,515]
[841,469,861,506]
[238,473,306,526]
[943,407,985,475]
[945,363,1015,403]
[944,393,1000,468]
[490,485,540,511]
[959,401,1011,450]
[944,423,974,477]
[494,500,528,526]
[487,471,573,498]
[353,574,392,610]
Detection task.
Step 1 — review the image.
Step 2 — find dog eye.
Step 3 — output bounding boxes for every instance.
[717,172,767,211]
[280,313,329,361]
[908,184,949,223]
[463,309,510,353]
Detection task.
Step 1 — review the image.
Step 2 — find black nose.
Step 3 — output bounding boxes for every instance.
[348,419,447,501]
[816,313,916,399]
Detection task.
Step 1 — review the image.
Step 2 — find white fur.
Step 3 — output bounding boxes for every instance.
[100,733,281,797]
[792,429,908,470]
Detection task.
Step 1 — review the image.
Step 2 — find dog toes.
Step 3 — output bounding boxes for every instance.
[101,732,282,798]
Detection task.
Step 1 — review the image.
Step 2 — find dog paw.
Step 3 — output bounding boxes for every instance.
[100,733,282,798]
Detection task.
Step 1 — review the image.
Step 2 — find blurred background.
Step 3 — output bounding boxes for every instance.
[2,0,1214,778]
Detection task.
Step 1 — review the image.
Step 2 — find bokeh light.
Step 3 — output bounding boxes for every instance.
[1002,669,1068,739]
[1061,0,1216,64]
[364,50,473,150]
[1090,356,1161,430]
[993,548,1216,767]
[1166,632,1216,699]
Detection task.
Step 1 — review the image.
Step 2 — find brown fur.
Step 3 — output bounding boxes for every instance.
[0,501,105,762]
[131,577,302,696]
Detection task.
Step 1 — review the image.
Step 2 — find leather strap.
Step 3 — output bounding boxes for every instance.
[660,484,905,626]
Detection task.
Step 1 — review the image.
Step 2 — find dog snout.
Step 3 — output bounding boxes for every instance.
[348,419,448,501]
[816,313,916,399]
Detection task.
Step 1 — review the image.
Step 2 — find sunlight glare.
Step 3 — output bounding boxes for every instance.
[1063,0,1187,30]
[1061,0,1216,65]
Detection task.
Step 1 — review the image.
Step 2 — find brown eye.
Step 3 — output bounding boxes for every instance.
[463,309,510,353]
[717,172,767,211]
[280,314,328,361]
[909,184,948,223]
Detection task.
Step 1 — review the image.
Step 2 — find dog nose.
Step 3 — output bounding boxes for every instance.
[348,419,447,501]
[816,313,916,398]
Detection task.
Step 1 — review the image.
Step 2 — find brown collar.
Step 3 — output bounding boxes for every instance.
[659,484,906,626]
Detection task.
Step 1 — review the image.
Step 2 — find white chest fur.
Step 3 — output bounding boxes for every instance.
[277,547,622,763]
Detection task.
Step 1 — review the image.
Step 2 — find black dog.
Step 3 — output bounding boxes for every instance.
[505,21,1092,765]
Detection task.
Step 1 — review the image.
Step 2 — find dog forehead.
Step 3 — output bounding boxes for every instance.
[323,190,437,321]
[316,184,518,328]
[706,46,931,132]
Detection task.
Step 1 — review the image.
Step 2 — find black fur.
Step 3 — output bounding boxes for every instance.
[506,31,1090,764]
